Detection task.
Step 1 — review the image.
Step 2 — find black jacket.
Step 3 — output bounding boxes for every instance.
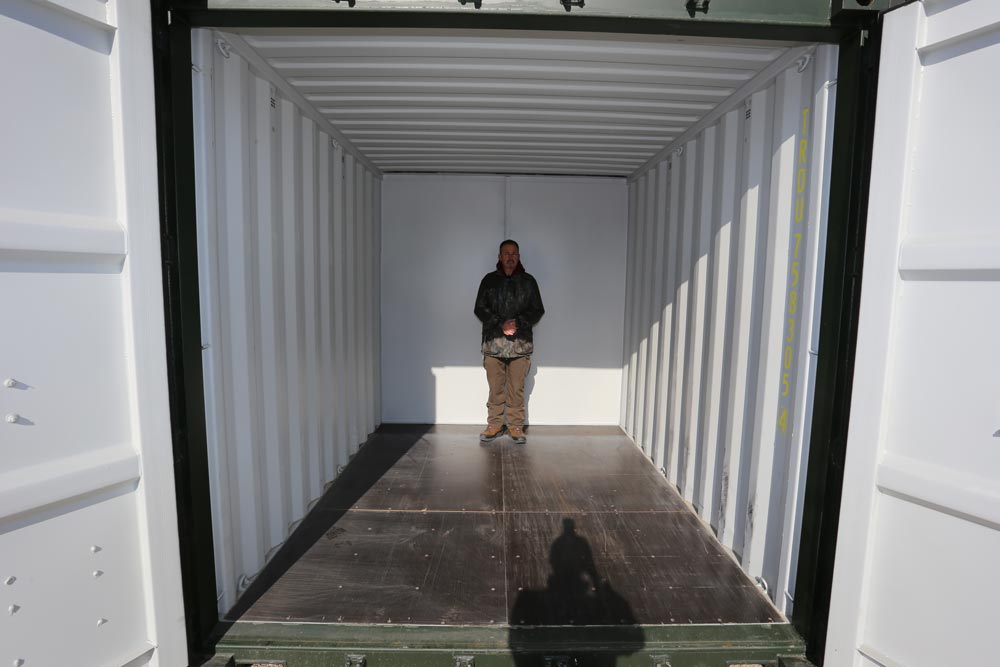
[474,269,545,344]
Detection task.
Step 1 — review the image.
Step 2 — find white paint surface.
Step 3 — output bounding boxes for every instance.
[0,2,185,666]
[825,2,1000,664]
[381,175,626,424]
[622,51,836,611]
[230,29,794,177]
[191,30,382,615]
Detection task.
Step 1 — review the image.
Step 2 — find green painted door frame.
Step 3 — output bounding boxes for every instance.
[214,621,808,666]
[165,0,898,41]
[202,0,854,27]
[151,2,888,664]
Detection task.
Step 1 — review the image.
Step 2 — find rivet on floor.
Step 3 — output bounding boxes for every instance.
[97,618,108,627]
[8,605,20,615]
[3,577,14,586]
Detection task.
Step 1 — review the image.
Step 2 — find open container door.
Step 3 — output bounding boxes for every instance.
[0,2,186,666]
[826,0,1000,665]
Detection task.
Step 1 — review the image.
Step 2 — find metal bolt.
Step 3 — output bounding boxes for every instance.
[5,414,18,424]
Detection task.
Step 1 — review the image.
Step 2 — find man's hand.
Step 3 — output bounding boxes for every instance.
[502,319,518,336]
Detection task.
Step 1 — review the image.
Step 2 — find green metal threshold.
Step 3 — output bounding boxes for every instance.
[212,621,806,666]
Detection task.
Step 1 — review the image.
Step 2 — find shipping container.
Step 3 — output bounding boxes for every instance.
[1,1,997,666]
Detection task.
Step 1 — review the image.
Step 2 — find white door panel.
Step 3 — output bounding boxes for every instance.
[0,2,186,666]
[826,1,1000,665]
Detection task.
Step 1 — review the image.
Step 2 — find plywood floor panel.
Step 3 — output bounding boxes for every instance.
[234,425,781,627]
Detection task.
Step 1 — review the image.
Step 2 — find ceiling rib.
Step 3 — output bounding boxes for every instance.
[218,32,380,174]
[632,44,815,180]
[231,29,799,176]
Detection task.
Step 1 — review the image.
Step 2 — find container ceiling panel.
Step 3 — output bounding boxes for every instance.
[234,30,798,176]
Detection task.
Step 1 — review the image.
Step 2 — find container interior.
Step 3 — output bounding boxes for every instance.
[189,25,839,638]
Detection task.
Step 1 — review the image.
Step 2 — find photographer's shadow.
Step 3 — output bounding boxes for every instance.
[509,518,645,666]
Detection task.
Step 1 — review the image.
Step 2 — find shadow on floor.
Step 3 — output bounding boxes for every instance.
[509,518,646,666]
[217,425,432,624]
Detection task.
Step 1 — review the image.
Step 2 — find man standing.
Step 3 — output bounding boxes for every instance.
[474,239,544,444]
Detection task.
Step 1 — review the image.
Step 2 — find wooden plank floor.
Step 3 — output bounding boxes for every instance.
[232,425,780,627]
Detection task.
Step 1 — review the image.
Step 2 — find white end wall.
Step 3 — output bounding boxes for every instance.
[622,46,838,614]
[381,175,627,425]
[191,30,381,614]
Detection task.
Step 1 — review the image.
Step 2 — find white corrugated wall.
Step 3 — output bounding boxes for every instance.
[620,46,837,614]
[191,31,382,614]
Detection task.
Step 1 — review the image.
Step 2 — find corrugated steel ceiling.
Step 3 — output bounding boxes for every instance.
[234,29,795,176]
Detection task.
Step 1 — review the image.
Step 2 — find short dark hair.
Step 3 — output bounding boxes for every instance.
[499,239,519,253]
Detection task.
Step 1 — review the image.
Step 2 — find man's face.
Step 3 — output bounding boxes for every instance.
[499,243,519,275]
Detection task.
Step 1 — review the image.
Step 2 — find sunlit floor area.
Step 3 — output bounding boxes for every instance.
[228,425,779,629]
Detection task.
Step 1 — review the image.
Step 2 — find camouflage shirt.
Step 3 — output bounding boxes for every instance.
[483,336,533,358]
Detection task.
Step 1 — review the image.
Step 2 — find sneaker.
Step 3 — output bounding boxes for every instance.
[509,425,527,445]
[480,424,505,442]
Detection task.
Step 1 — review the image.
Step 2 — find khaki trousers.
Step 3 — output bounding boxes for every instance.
[483,355,531,428]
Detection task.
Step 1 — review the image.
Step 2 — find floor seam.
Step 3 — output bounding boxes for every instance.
[324,509,690,514]
[501,444,509,625]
